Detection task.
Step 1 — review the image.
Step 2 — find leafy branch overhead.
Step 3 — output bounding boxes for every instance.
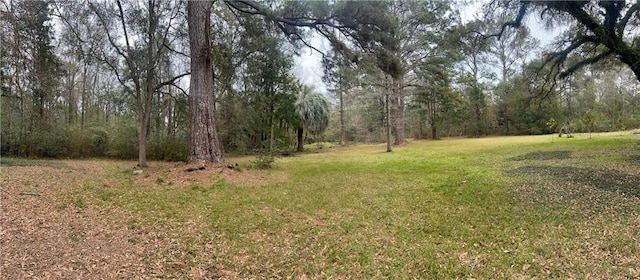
[223,0,402,77]
[490,0,640,82]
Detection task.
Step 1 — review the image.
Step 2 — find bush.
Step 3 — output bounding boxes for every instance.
[107,119,138,159]
[148,136,188,162]
[251,155,275,169]
[30,129,68,158]
[89,126,109,156]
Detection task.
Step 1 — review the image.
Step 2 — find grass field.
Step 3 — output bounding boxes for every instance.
[2,132,640,279]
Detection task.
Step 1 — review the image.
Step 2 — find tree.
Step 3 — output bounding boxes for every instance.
[457,19,493,137]
[0,0,64,157]
[485,10,540,135]
[322,49,356,147]
[294,85,330,152]
[89,0,188,167]
[187,0,222,163]
[582,110,596,139]
[546,117,558,141]
[186,0,402,162]
[414,57,459,139]
[492,0,640,82]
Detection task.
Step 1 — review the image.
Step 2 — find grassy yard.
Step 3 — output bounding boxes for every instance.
[2,132,640,279]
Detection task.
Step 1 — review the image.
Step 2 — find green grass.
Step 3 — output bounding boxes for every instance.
[0,157,69,168]
[72,132,640,278]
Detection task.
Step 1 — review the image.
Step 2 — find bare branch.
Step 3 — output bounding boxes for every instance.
[50,1,85,45]
[163,42,190,58]
[115,0,133,55]
[290,31,326,56]
[224,0,263,16]
[154,72,191,91]
[96,50,133,96]
[89,2,136,80]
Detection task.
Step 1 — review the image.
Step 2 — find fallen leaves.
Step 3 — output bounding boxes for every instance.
[0,160,242,279]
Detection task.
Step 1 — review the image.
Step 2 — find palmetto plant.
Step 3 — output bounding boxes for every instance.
[295,85,330,152]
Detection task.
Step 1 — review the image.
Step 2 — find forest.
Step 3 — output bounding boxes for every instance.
[3,1,640,278]
[2,0,640,164]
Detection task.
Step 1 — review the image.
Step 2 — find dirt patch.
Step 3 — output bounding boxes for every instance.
[1,164,161,279]
[0,159,281,279]
[125,161,286,188]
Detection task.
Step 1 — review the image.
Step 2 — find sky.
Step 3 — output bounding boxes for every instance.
[291,35,331,97]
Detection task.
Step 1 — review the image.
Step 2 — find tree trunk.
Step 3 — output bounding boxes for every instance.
[296,127,304,152]
[419,113,424,139]
[66,70,77,125]
[384,76,392,153]
[431,122,437,140]
[475,103,482,137]
[270,114,276,155]
[137,0,156,168]
[138,113,149,167]
[80,39,88,128]
[187,0,222,163]
[385,92,392,153]
[339,88,346,147]
[391,77,405,145]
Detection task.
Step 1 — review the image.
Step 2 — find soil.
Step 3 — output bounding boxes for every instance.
[0,159,280,279]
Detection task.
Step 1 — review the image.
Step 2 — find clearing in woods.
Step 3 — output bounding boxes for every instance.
[1,132,640,279]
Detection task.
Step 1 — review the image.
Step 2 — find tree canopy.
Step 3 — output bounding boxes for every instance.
[1,0,639,162]
[491,0,640,82]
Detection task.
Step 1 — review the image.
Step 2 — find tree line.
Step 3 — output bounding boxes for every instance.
[1,0,639,165]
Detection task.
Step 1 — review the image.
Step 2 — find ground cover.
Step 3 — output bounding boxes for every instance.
[1,132,639,279]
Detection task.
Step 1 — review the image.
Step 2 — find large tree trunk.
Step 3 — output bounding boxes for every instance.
[187,0,222,163]
[136,0,156,168]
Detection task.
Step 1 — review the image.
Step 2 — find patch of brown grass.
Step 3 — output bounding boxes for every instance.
[0,159,283,279]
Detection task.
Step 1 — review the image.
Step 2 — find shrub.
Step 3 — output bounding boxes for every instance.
[107,119,138,159]
[252,155,275,169]
[148,136,188,162]
[89,126,109,156]
[30,129,68,158]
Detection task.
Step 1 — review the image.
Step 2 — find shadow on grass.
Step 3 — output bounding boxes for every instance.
[508,150,572,161]
[508,165,640,198]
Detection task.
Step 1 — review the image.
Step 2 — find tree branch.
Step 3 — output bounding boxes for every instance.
[484,2,529,40]
[97,50,133,96]
[617,2,640,38]
[154,72,191,91]
[163,42,190,58]
[559,50,613,78]
[50,1,85,45]
[549,35,597,64]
